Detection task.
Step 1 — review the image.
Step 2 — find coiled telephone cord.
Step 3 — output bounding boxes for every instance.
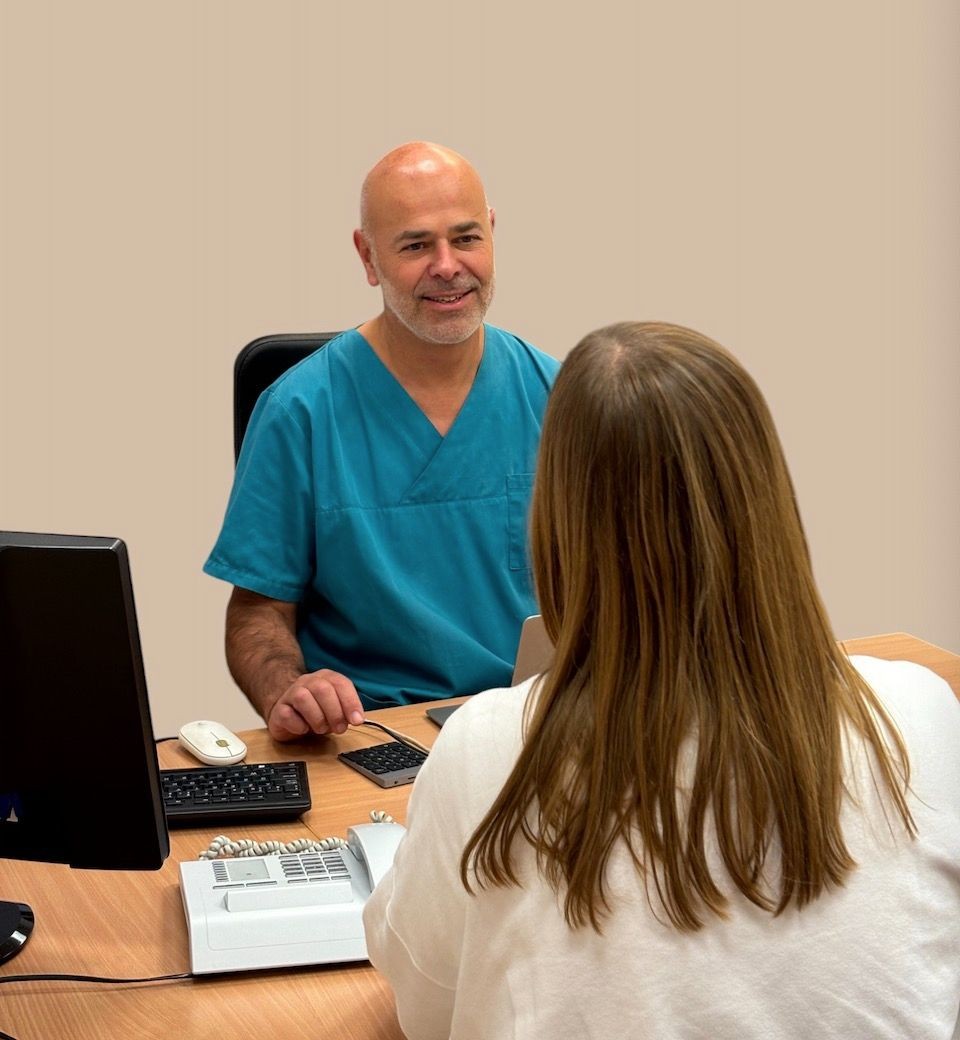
[197,808,396,859]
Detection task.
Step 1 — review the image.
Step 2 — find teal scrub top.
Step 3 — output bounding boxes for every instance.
[204,325,559,709]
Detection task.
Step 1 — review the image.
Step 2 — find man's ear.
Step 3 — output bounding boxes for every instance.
[353,229,380,287]
[489,207,496,232]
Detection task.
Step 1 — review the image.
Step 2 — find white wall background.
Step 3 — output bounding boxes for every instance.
[1,1,957,737]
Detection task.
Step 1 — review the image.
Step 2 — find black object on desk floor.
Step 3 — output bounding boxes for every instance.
[161,760,311,827]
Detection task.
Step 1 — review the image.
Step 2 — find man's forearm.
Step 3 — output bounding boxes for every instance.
[225,591,304,721]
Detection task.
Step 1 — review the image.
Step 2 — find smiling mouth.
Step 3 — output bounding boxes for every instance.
[422,289,474,304]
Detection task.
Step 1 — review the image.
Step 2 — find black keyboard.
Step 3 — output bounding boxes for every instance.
[338,741,427,788]
[160,761,311,827]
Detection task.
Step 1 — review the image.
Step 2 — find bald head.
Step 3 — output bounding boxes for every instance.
[359,142,488,235]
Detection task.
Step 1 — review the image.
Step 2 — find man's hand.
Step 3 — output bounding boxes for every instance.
[225,587,366,742]
[265,669,365,742]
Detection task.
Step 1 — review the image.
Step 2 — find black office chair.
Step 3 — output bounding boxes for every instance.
[233,332,342,461]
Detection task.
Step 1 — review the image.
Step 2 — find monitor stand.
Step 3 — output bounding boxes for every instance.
[0,899,34,965]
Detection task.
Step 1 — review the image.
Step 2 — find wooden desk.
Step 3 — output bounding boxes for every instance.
[1,633,957,1040]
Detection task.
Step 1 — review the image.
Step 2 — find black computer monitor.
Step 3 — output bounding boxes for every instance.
[0,532,169,965]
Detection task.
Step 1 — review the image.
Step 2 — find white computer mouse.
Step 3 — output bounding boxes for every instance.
[178,720,247,766]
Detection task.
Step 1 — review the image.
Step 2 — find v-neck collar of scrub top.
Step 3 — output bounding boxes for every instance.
[352,328,493,502]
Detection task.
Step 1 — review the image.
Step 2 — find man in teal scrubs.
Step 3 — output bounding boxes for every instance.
[205,142,559,741]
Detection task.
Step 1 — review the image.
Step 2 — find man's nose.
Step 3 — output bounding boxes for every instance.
[429,240,462,281]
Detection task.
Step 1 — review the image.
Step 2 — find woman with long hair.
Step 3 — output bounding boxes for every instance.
[363,322,960,1039]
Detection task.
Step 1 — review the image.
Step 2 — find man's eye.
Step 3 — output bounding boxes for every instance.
[401,242,426,252]
[456,235,481,245]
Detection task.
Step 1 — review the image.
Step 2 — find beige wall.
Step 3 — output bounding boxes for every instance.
[1,1,957,737]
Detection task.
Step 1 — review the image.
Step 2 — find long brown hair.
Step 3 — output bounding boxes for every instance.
[462,322,914,931]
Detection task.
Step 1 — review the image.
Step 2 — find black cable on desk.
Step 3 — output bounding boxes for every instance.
[0,971,191,985]
[0,974,191,1040]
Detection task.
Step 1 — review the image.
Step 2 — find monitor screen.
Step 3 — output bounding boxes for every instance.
[0,532,169,870]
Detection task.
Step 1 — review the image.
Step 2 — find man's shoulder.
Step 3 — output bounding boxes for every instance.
[264,328,362,403]
[484,324,561,378]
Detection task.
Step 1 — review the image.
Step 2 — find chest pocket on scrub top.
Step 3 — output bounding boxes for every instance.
[506,473,535,572]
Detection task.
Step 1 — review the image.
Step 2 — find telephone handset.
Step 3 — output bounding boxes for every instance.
[346,822,402,889]
[179,821,405,974]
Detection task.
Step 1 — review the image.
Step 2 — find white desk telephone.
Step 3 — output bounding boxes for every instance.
[179,821,405,974]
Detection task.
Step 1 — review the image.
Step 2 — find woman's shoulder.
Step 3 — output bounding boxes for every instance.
[436,677,535,747]
[420,678,538,794]
[849,655,958,718]
[849,655,960,784]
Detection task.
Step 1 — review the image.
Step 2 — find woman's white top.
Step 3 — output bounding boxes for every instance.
[363,657,960,1040]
